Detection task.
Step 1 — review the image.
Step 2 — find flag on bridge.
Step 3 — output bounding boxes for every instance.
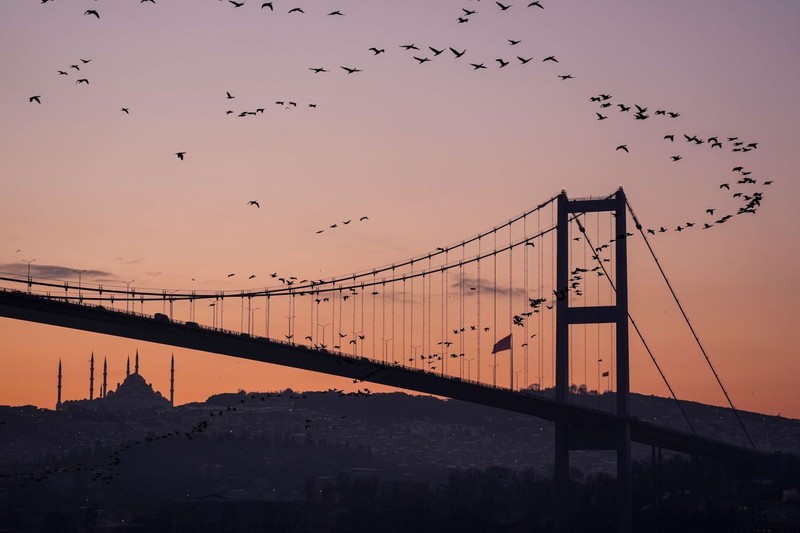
[602,371,609,377]
[492,334,512,354]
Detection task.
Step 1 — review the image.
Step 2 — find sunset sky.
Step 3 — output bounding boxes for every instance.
[1,0,798,419]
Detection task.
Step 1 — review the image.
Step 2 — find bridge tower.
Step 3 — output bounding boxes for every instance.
[554,188,631,533]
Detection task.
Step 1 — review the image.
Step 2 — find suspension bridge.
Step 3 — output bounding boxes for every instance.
[0,188,771,532]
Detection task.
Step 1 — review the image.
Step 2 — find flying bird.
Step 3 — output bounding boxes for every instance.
[227,273,235,278]
[359,216,369,221]
[29,95,41,104]
[57,70,68,76]
[470,63,487,70]
[309,67,328,73]
[226,91,234,99]
[369,47,385,55]
[450,48,466,58]
[616,145,628,153]
[340,66,362,74]
[175,152,186,160]
[671,155,682,161]
[248,200,260,208]
[121,108,129,113]
[288,7,304,13]
[400,44,420,51]
[496,58,509,68]
[508,39,521,45]
[542,56,558,62]
[229,1,244,6]
[413,56,431,64]
[528,1,544,7]
[76,78,89,84]
[596,113,607,120]
[327,10,344,15]
[261,2,273,9]
[518,56,532,64]
[84,9,99,18]
[496,2,511,10]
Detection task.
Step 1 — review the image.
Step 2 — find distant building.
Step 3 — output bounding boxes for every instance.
[59,351,173,412]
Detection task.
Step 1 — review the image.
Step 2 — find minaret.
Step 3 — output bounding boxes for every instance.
[89,352,95,400]
[102,357,108,398]
[56,359,62,411]
[170,354,175,406]
[135,349,139,375]
[126,356,130,377]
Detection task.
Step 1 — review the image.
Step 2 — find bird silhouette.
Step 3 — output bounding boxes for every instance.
[248,200,260,208]
[341,66,362,74]
[558,74,573,80]
[543,56,558,62]
[309,67,328,73]
[58,70,68,76]
[29,95,41,104]
[528,1,544,8]
[84,9,99,18]
[76,78,89,84]
[518,56,532,64]
[175,152,186,160]
[496,2,511,10]
[359,216,369,221]
[369,47,385,55]
[229,1,244,7]
[227,273,235,277]
[671,155,682,161]
[616,145,628,153]
[429,47,444,56]
[450,48,466,58]
[596,113,607,120]
[400,44,420,51]
[327,10,344,16]
[414,56,431,64]
[121,108,129,114]
[288,7,304,13]
[496,59,509,68]
[508,39,521,45]
[470,63,487,70]
[261,2,273,9]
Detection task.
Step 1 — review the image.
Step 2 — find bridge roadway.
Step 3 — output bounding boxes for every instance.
[0,289,765,465]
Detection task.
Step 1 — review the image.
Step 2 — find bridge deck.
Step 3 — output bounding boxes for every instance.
[0,289,765,464]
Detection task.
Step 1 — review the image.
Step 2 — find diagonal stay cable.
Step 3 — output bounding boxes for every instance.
[624,199,754,449]
[572,215,697,436]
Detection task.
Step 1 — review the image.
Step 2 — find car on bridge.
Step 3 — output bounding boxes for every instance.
[154,313,171,323]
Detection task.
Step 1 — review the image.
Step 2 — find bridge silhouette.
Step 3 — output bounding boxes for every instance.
[0,188,770,532]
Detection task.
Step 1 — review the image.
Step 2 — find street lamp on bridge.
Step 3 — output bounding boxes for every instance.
[72,269,87,301]
[316,323,330,347]
[21,259,36,293]
[119,279,135,312]
[249,307,260,336]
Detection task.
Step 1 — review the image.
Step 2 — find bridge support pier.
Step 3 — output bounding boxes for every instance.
[554,189,632,533]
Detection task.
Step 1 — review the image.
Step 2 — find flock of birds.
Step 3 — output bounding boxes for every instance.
[28,0,774,241]
[0,387,376,486]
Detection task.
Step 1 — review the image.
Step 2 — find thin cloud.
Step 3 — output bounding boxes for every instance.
[454,275,529,299]
[0,263,113,281]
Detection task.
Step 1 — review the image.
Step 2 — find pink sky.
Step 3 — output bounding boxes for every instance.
[1,0,798,418]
